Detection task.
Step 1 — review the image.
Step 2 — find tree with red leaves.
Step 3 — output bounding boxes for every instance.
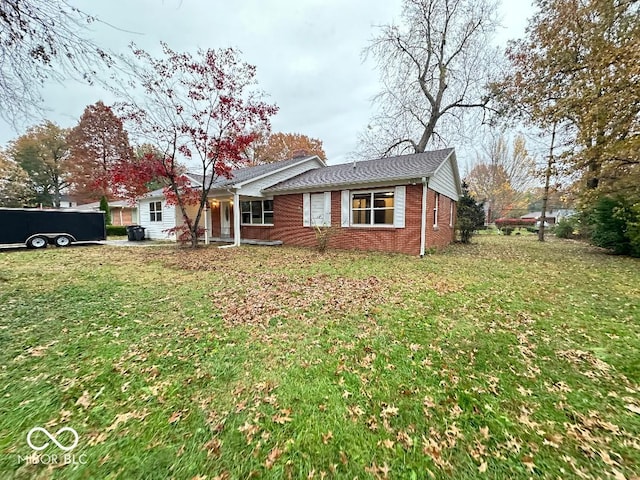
[68,101,134,202]
[115,43,277,247]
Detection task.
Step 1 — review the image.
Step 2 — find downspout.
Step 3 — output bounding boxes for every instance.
[420,177,428,258]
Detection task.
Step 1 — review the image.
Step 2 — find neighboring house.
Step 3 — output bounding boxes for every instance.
[58,195,78,208]
[521,209,576,226]
[76,199,138,226]
[137,148,462,256]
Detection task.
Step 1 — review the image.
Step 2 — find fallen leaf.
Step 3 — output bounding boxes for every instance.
[478,461,487,473]
[624,404,640,415]
[169,411,182,424]
[265,445,283,469]
[75,390,92,409]
[203,438,223,458]
[321,431,333,444]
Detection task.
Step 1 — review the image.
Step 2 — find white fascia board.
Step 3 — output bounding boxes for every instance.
[232,156,326,189]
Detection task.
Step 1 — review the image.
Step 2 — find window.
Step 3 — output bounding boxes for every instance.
[150,201,162,222]
[351,190,394,226]
[449,200,454,227]
[241,199,274,225]
[433,193,439,227]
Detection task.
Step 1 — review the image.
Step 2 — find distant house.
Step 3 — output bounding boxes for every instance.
[521,209,576,226]
[76,199,138,226]
[136,149,462,256]
[58,195,78,208]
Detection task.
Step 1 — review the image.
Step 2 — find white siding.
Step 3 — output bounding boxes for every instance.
[138,199,176,240]
[238,159,324,197]
[429,156,460,201]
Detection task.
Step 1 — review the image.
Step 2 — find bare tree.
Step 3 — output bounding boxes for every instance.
[0,0,112,126]
[358,0,500,158]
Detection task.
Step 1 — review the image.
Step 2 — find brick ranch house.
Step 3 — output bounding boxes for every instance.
[137,148,462,256]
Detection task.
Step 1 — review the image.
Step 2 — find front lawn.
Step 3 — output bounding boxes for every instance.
[0,236,638,479]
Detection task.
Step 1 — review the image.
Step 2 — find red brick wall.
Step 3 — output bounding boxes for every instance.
[234,185,455,255]
[425,190,456,249]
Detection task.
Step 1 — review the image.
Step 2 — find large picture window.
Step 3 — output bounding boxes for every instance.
[149,201,162,222]
[351,190,394,226]
[241,199,274,225]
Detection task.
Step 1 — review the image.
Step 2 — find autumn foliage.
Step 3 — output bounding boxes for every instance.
[67,101,134,202]
[246,132,326,165]
[115,43,277,246]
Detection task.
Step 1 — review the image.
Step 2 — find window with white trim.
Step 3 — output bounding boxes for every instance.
[433,193,439,227]
[351,190,394,226]
[149,201,162,222]
[241,199,274,225]
[449,200,454,227]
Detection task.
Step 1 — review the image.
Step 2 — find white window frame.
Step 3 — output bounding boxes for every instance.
[449,200,454,227]
[350,189,395,227]
[433,193,439,228]
[149,201,162,222]
[240,199,274,226]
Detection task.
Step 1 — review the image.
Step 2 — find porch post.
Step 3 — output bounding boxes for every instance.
[204,201,210,245]
[233,190,241,246]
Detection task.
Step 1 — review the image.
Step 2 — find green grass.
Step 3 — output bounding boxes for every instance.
[0,236,638,479]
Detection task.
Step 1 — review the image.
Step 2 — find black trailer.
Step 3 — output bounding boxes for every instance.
[0,208,106,248]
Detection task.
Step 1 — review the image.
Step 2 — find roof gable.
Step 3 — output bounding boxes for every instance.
[188,155,325,191]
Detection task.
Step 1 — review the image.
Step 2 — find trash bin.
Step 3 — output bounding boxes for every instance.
[126,225,138,241]
[134,226,146,241]
[126,225,146,241]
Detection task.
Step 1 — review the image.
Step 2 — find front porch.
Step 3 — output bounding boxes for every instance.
[179,191,278,246]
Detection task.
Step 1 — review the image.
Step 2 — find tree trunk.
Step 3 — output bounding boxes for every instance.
[538,122,557,242]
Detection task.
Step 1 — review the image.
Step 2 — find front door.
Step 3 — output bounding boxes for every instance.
[220,201,231,238]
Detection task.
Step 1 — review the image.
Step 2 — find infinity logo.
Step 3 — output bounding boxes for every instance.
[26,427,79,452]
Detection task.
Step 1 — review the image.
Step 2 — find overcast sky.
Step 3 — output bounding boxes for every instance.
[0,0,535,165]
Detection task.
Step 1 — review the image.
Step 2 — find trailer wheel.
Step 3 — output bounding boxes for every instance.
[54,235,72,247]
[27,236,48,249]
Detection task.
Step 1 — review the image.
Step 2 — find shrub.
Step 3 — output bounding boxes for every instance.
[501,226,514,236]
[589,196,640,256]
[554,218,575,239]
[456,183,485,244]
[99,196,111,226]
[495,217,536,229]
[313,225,338,253]
[106,225,127,236]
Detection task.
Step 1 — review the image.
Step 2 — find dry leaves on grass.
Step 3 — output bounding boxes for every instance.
[210,273,384,327]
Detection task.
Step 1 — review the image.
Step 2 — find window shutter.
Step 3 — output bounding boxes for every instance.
[394,186,406,228]
[303,193,310,227]
[341,190,350,227]
[324,192,332,226]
